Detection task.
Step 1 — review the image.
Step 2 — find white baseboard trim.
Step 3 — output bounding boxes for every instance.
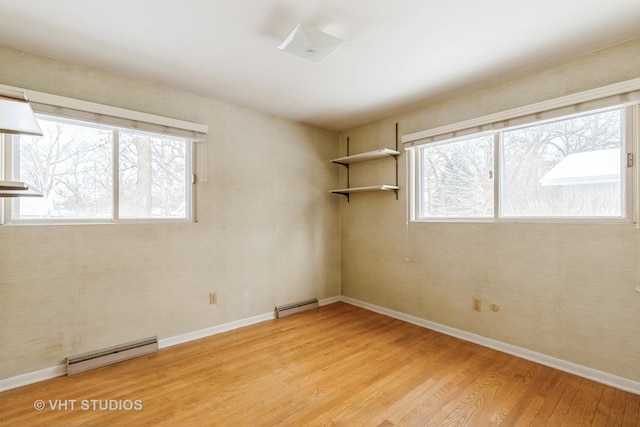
[158,311,275,349]
[0,296,342,392]
[0,365,67,393]
[159,296,340,348]
[319,296,342,306]
[340,296,640,396]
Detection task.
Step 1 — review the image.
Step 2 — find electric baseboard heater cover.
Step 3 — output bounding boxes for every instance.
[66,336,158,376]
[275,298,319,318]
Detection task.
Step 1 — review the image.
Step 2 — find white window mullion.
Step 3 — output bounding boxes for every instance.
[4,135,16,222]
[113,129,120,222]
[630,105,639,226]
[493,132,501,220]
[408,147,418,222]
[0,135,6,224]
[188,141,195,222]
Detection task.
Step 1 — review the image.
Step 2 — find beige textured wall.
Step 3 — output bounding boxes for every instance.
[0,46,341,380]
[339,38,640,382]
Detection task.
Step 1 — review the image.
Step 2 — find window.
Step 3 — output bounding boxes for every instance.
[5,114,193,223]
[500,109,624,218]
[418,133,493,219]
[118,130,190,219]
[409,105,636,222]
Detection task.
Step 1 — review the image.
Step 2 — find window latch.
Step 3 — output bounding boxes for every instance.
[627,153,634,168]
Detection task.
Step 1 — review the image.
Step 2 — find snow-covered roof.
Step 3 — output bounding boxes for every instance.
[540,148,621,186]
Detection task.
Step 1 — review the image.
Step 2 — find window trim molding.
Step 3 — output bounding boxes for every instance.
[402,77,640,148]
[0,83,208,139]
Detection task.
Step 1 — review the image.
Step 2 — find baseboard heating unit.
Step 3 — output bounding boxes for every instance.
[275,297,319,318]
[66,336,158,376]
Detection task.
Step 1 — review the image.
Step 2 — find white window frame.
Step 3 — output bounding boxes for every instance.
[411,131,496,222]
[404,79,640,224]
[0,84,208,226]
[497,107,634,223]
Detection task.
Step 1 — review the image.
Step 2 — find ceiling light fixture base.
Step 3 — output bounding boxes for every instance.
[278,23,345,63]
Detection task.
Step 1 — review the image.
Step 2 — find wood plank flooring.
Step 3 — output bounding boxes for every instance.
[0,302,638,426]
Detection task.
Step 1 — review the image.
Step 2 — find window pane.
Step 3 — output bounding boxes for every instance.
[15,117,113,219]
[418,134,494,219]
[501,109,623,218]
[119,131,189,219]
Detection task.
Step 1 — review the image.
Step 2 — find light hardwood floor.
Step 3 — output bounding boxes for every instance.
[1,302,639,426]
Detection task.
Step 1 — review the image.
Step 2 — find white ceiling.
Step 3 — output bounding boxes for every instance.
[1,1,639,131]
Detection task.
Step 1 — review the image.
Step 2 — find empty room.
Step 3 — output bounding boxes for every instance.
[1,1,640,425]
